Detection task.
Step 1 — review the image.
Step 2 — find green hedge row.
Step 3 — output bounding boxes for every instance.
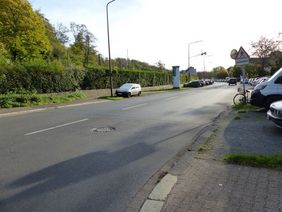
[0,65,84,93]
[0,65,172,94]
[81,68,172,90]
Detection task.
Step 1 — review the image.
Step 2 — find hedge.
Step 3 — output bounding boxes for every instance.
[81,68,172,90]
[0,65,172,94]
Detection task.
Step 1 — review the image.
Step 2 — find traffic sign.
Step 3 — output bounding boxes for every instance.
[235,46,250,66]
[230,49,237,59]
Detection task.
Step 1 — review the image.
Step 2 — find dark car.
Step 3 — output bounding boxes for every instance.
[183,80,204,88]
[228,78,237,85]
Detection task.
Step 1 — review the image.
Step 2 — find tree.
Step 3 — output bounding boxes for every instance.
[56,23,70,45]
[156,60,165,70]
[251,36,281,72]
[0,42,9,65]
[232,66,242,78]
[211,66,228,79]
[245,64,259,78]
[269,51,282,72]
[36,12,67,61]
[69,22,97,67]
[0,0,51,62]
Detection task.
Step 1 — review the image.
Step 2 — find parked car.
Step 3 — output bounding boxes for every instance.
[228,78,237,85]
[251,77,268,86]
[267,100,282,128]
[115,83,141,97]
[250,67,282,109]
[183,80,204,88]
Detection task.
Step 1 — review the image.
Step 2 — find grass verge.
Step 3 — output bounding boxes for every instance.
[198,128,219,153]
[224,154,282,170]
[98,96,124,101]
[233,103,262,112]
[0,91,86,108]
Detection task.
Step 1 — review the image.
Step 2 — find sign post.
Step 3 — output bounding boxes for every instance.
[231,47,250,99]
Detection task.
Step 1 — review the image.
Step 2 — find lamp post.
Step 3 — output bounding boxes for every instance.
[201,52,207,72]
[188,40,203,69]
[106,0,116,97]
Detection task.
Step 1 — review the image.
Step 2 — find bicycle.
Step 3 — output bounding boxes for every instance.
[233,89,250,106]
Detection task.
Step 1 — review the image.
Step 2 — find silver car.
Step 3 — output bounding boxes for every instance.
[115,83,141,97]
[267,100,282,128]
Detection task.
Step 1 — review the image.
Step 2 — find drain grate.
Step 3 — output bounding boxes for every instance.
[91,127,116,133]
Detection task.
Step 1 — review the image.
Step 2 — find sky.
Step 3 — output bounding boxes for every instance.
[30,0,282,71]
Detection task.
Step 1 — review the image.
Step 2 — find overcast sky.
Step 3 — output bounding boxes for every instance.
[30,0,282,71]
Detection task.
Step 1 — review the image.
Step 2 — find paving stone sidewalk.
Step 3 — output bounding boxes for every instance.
[162,110,282,212]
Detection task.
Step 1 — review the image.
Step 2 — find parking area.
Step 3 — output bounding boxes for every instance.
[222,110,282,155]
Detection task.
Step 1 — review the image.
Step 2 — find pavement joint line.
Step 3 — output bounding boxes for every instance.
[139,173,177,212]
[24,118,89,136]
[122,103,148,111]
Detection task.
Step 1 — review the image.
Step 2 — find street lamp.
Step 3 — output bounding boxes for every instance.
[201,52,207,72]
[188,40,203,69]
[106,0,116,97]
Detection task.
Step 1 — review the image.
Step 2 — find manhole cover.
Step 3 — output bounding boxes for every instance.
[91,127,116,133]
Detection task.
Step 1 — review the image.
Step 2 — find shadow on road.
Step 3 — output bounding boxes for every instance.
[2,142,155,205]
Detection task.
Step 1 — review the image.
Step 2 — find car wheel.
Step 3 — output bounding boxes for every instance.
[138,91,141,96]
[127,92,131,98]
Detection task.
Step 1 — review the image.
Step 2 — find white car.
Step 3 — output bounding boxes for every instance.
[250,68,282,109]
[267,100,282,128]
[115,83,141,97]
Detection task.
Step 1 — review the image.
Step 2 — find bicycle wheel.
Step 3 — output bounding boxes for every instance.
[233,94,246,105]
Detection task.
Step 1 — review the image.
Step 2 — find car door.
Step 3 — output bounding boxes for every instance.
[131,86,137,95]
[274,75,282,94]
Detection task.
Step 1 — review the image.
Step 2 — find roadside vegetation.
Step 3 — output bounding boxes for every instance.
[224,154,282,170]
[0,0,281,109]
[198,128,219,153]
[233,103,262,112]
[98,96,124,101]
[0,91,86,108]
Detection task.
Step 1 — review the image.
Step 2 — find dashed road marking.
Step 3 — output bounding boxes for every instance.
[122,103,148,111]
[25,118,89,136]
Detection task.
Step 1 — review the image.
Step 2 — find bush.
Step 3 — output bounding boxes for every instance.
[0,63,84,94]
[0,64,172,94]
[81,68,172,89]
[0,91,86,108]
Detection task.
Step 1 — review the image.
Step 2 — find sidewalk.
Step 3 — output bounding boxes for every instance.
[162,109,282,212]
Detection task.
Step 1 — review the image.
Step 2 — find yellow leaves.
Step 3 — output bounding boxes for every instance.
[0,0,51,61]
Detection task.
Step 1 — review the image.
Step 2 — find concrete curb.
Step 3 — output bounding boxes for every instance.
[140,174,177,212]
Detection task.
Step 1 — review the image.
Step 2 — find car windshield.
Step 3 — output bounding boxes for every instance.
[268,67,282,82]
[119,84,132,89]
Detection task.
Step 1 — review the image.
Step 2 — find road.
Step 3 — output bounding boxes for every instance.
[0,83,235,212]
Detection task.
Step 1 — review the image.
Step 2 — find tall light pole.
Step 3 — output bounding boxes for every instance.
[201,52,207,72]
[188,40,203,69]
[106,0,116,97]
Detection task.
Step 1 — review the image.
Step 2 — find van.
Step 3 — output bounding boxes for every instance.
[250,67,282,109]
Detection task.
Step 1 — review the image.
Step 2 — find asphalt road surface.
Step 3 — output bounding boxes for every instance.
[0,83,236,212]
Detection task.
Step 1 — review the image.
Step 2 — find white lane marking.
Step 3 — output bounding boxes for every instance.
[122,103,147,111]
[24,118,89,136]
[166,96,178,101]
